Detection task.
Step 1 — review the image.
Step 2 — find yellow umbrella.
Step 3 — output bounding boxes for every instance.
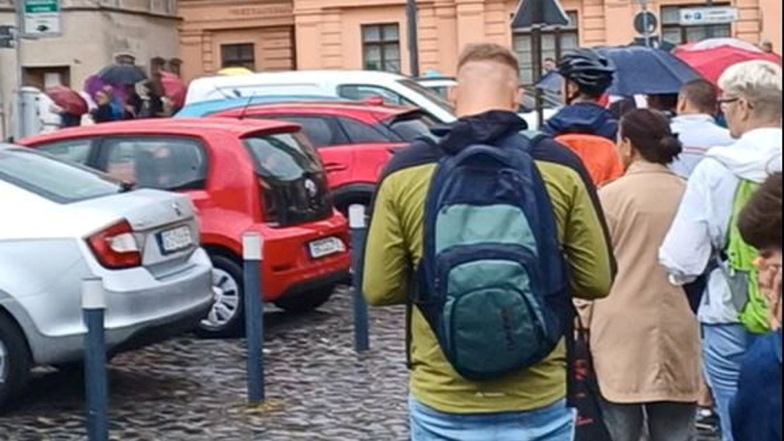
[218,67,254,76]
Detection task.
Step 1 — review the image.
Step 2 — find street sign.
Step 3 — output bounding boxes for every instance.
[679,6,738,26]
[512,0,571,29]
[0,26,14,49]
[21,0,61,37]
[634,11,658,35]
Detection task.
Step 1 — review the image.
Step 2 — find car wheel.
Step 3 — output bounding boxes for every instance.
[196,255,245,338]
[274,286,334,313]
[0,315,31,408]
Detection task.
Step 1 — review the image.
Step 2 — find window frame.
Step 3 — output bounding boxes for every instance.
[337,84,414,107]
[513,11,580,86]
[361,23,402,73]
[220,43,256,70]
[95,135,210,191]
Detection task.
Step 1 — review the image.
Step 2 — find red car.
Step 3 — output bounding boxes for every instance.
[178,100,436,213]
[21,118,351,337]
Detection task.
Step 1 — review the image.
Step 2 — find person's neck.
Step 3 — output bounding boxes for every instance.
[677,108,712,117]
[455,105,515,119]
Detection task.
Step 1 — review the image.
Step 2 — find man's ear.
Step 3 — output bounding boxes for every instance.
[515,86,525,110]
[448,84,459,108]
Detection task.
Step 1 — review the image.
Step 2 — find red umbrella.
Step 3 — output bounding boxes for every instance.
[160,72,186,109]
[45,85,89,116]
[674,43,781,85]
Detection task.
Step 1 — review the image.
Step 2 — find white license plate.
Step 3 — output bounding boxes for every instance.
[158,226,193,255]
[308,237,345,259]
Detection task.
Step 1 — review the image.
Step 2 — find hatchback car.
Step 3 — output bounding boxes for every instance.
[20,119,351,337]
[0,144,214,406]
[177,100,436,212]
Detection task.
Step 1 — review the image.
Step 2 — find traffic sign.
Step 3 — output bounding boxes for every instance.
[679,6,738,26]
[0,26,14,49]
[21,0,61,37]
[512,0,571,29]
[634,11,658,35]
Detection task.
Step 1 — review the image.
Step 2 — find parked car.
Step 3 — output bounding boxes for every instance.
[413,76,456,100]
[177,100,436,213]
[20,119,351,337]
[0,143,214,406]
[184,70,457,125]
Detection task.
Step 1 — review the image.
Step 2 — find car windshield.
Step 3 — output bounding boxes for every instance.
[397,79,455,114]
[0,148,122,204]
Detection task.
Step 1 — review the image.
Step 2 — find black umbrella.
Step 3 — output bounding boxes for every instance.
[98,64,148,85]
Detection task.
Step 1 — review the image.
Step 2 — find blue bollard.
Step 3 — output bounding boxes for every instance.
[242,232,265,404]
[349,205,370,353]
[82,278,109,441]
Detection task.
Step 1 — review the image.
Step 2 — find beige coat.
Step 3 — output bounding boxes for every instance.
[590,161,701,404]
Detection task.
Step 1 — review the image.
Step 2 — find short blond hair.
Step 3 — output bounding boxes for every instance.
[719,60,782,120]
[458,44,520,77]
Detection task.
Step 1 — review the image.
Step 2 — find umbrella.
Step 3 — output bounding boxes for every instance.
[674,43,781,85]
[45,85,89,115]
[595,46,701,96]
[685,38,763,53]
[98,64,148,85]
[160,72,186,109]
[217,67,254,76]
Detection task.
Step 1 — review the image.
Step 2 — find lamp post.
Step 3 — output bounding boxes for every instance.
[406,0,420,77]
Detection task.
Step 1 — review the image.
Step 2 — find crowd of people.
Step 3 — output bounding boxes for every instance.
[362,43,781,441]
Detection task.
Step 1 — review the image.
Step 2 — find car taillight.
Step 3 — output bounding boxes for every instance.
[86,220,142,269]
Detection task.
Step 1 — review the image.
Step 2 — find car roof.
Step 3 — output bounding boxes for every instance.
[175,95,344,117]
[179,100,417,119]
[190,70,407,88]
[20,118,301,145]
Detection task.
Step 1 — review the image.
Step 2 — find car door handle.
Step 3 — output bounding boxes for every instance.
[323,162,348,172]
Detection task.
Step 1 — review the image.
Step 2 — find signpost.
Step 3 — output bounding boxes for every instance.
[679,6,738,26]
[20,0,62,37]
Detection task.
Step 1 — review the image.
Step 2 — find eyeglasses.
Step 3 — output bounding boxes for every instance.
[718,97,740,106]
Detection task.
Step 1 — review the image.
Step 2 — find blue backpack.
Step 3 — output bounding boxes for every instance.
[412,132,569,381]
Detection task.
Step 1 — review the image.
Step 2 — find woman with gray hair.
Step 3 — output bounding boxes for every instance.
[660,60,782,441]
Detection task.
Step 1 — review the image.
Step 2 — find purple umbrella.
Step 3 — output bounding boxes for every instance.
[84,74,131,103]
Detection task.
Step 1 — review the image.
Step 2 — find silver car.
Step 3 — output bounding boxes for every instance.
[0,144,214,407]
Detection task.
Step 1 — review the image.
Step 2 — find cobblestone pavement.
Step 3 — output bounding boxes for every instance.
[0,287,720,441]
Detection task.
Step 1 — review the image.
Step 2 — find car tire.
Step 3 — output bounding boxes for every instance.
[196,255,246,339]
[274,286,334,313]
[0,314,31,408]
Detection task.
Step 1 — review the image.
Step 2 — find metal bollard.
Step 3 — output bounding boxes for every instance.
[82,278,109,441]
[242,232,265,404]
[349,204,370,353]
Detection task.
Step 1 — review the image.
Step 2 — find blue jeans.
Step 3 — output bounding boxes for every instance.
[409,397,576,441]
[702,323,749,441]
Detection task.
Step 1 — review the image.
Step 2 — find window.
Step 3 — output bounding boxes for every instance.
[100,137,208,191]
[362,24,401,73]
[0,148,121,204]
[513,11,580,86]
[36,139,95,165]
[662,6,732,46]
[336,118,390,144]
[338,85,412,107]
[221,43,255,70]
[381,112,436,143]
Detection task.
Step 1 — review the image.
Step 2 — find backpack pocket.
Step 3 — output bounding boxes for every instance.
[436,246,553,380]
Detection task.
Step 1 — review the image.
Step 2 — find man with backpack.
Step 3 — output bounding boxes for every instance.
[542,49,623,187]
[363,43,615,440]
[660,60,783,441]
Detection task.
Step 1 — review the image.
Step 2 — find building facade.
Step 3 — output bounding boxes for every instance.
[0,0,182,138]
[179,0,781,84]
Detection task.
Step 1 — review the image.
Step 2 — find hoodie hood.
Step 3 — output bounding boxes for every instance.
[433,110,528,154]
[543,102,618,141]
[706,128,783,183]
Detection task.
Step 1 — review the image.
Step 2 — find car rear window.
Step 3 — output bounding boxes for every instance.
[243,132,322,180]
[0,148,121,204]
[383,112,436,142]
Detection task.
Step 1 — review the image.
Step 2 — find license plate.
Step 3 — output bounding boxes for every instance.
[157,226,193,255]
[308,237,345,259]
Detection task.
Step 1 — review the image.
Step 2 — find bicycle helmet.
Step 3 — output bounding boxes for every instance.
[557,49,615,96]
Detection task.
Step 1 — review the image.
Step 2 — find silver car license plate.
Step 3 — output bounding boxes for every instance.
[158,226,193,255]
[308,237,344,259]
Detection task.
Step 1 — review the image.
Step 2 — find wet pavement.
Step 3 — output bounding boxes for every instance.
[0,287,720,441]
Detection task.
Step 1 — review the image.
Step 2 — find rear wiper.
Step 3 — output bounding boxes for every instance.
[118,181,136,193]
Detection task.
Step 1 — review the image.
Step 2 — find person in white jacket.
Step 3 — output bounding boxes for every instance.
[660,60,783,441]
